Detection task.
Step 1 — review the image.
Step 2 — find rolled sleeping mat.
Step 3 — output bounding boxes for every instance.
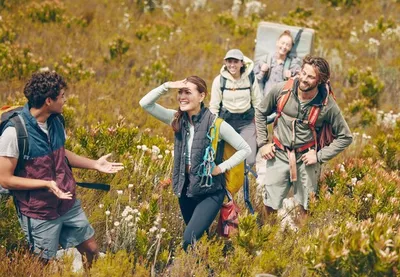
[254,21,315,64]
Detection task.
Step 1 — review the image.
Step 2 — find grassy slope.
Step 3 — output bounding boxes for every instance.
[1,0,400,276]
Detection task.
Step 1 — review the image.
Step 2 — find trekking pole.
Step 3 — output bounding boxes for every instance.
[243,163,258,214]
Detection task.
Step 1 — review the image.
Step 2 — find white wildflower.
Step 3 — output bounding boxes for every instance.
[156,234,162,239]
[114,221,120,227]
[363,20,374,33]
[149,226,158,233]
[367,194,373,198]
[152,145,160,155]
[125,215,133,222]
[137,145,142,149]
[244,1,264,18]
[165,150,170,155]
[124,206,133,213]
[349,30,358,40]
[128,183,134,189]
[105,210,111,216]
[128,222,134,227]
[121,210,128,217]
[141,145,148,151]
[351,177,357,186]
[368,38,380,46]
[157,154,163,159]
[160,228,166,233]
[99,204,104,209]
[132,209,139,214]
[117,190,123,195]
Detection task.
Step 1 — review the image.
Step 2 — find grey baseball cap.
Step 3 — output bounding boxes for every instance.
[224,49,244,60]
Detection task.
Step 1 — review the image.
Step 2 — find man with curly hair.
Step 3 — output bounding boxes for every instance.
[0,71,124,267]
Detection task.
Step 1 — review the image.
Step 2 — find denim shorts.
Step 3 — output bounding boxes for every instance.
[262,157,320,210]
[18,199,95,260]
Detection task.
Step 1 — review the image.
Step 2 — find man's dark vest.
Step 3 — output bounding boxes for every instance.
[172,106,224,197]
[9,104,76,220]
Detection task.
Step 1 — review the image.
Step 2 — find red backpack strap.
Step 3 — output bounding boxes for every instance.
[273,78,295,127]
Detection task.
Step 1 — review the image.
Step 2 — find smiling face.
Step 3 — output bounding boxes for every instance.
[177,81,205,115]
[298,64,319,93]
[46,89,66,114]
[276,35,293,56]
[225,58,244,78]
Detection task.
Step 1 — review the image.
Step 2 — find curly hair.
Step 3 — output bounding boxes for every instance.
[302,55,330,84]
[24,71,67,109]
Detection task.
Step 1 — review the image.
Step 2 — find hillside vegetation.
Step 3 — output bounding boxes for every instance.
[1,0,400,276]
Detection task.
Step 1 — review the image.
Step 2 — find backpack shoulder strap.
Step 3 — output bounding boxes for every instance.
[248,71,255,88]
[9,115,29,169]
[308,106,321,129]
[220,75,227,96]
[273,78,295,127]
[211,118,222,151]
[212,118,225,164]
[277,78,295,113]
[283,57,292,80]
[219,75,227,110]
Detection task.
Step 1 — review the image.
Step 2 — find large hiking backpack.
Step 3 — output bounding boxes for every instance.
[254,22,315,89]
[254,22,315,65]
[0,106,26,194]
[210,118,256,213]
[210,118,245,195]
[271,78,336,182]
[0,105,110,195]
[273,78,337,152]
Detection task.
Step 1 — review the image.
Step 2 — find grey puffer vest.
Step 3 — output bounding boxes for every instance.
[172,106,224,198]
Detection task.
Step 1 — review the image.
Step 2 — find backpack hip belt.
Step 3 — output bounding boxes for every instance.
[273,117,317,183]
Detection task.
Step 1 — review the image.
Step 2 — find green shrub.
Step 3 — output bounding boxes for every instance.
[54,54,95,82]
[0,196,24,250]
[0,21,16,43]
[305,213,400,276]
[321,0,361,7]
[27,0,65,23]
[0,42,41,80]
[90,250,135,276]
[109,37,130,60]
[140,58,173,86]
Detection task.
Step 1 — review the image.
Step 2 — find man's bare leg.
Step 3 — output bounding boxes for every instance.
[76,236,99,269]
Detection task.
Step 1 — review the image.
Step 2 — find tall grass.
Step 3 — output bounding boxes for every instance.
[0,0,400,276]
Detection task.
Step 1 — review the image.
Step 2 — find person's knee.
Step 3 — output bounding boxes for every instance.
[77,237,99,257]
[183,230,196,251]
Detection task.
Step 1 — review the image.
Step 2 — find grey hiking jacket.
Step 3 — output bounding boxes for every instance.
[255,79,353,163]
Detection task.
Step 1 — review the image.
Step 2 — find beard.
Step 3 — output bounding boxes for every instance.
[299,81,318,93]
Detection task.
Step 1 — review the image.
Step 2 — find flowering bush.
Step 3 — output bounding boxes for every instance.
[109,37,130,61]
[54,54,95,82]
[0,42,41,80]
[26,0,65,23]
